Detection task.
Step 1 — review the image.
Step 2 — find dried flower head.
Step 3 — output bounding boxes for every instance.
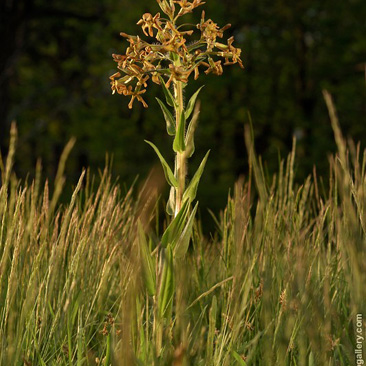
[110,0,243,108]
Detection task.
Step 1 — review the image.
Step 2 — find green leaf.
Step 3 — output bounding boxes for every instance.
[232,350,248,366]
[161,199,190,248]
[174,201,198,258]
[138,221,156,296]
[159,75,176,108]
[145,140,178,187]
[166,186,175,216]
[185,86,204,120]
[158,245,175,319]
[173,111,186,153]
[185,111,200,158]
[183,151,210,203]
[309,351,315,366]
[156,98,175,136]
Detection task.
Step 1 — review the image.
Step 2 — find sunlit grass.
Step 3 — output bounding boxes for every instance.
[0,99,365,365]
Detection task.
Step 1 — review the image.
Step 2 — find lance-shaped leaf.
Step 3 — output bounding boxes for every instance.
[159,75,176,108]
[161,199,190,248]
[185,110,200,158]
[156,98,175,136]
[137,221,156,296]
[174,201,198,258]
[183,151,210,203]
[145,140,178,187]
[158,245,175,319]
[185,86,204,120]
[166,186,175,216]
[173,111,186,153]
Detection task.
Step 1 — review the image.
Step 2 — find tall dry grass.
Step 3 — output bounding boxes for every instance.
[1,93,365,365]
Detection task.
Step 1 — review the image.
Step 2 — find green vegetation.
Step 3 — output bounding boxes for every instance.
[110,2,244,361]
[1,94,365,364]
[1,2,365,364]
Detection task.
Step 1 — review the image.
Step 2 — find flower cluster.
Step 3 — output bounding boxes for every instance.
[110,0,243,108]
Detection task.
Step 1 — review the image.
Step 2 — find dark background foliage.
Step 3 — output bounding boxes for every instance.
[1,0,366,215]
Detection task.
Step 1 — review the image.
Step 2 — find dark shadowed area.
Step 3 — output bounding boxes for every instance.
[1,0,365,217]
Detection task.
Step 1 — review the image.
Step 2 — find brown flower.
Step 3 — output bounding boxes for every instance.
[166,63,193,87]
[198,11,231,51]
[214,35,243,66]
[110,0,243,108]
[128,89,148,109]
[174,0,205,16]
[137,13,162,37]
[203,59,223,76]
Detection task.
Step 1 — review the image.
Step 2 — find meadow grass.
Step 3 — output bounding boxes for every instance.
[0,100,365,365]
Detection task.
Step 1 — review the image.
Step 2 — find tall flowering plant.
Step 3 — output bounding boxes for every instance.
[110,0,243,358]
[110,0,242,216]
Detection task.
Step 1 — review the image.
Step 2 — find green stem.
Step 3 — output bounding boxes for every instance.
[174,79,186,216]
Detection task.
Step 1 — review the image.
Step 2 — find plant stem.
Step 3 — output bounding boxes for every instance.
[174,79,186,216]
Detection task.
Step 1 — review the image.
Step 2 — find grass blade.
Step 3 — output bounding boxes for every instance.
[206,295,217,364]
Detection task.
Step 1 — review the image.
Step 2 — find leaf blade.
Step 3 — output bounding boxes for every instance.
[185,86,204,120]
[138,221,156,296]
[173,111,186,153]
[161,199,190,248]
[183,151,210,203]
[145,140,178,187]
[174,201,198,258]
[159,75,176,108]
[166,186,175,216]
[185,110,200,158]
[158,245,175,319]
[156,97,175,136]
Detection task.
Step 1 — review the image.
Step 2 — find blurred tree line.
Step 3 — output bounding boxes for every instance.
[1,0,366,214]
